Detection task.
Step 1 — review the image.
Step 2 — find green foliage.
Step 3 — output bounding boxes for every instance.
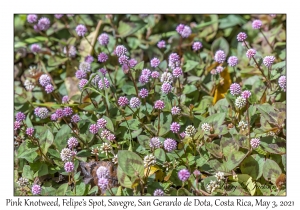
[14,14,286,196]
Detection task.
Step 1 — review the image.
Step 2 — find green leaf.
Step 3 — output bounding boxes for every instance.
[56,183,69,195]
[48,56,68,67]
[254,146,268,156]
[121,85,136,95]
[260,136,286,155]
[263,159,282,184]
[203,112,226,129]
[42,187,57,196]
[24,36,48,43]
[117,165,133,188]
[102,115,114,132]
[144,124,157,135]
[229,174,256,196]
[215,125,228,135]
[260,142,286,155]
[17,141,38,163]
[127,37,141,49]
[117,20,146,37]
[177,188,192,196]
[219,15,246,29]
[116,186,123,196]
[40,128,54,155]
[88,186,98,195]
[34,163,48,177]
[154,148,166,162]
[227,182,250,196]
[220,137,239,157]
[183,84,197,94]
[118,150,144,179]
[158,124,169,136]
[225,151,247,171]
[75,181,87,196]
[203,176,217,190]
[240,154,265,180]
[211,37,230,56]
[196,147,210,167]
[22,165,34,181]
[54,124,71,151]
[74,171,81,181]
[137,135,150,149]
[131,128,143,138]
[159,60,167,70]
[225,93,235,110]
[25,114,33,128]
[48,148,61,159]
[194,96,213,114]
[257,103,278,125]
[271,61,286,71]
[183,60,199,72]
[233,134,249,149]
[208,159,228,172]
[67,37,77,46]
[205,142,223,158]
[120,119,140,130]
[77,149,91,157]
[282,154,286,172]
[134,61,144,71]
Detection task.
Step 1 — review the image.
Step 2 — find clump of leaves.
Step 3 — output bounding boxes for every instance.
[14,14,286,196]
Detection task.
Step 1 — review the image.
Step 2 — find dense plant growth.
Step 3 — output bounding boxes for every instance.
[14,14,286,196]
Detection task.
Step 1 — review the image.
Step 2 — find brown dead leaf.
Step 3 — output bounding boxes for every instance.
[213,67,231,104]
[65,77,80,99]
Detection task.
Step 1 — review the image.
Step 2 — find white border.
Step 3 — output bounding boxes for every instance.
[1,0,298,209]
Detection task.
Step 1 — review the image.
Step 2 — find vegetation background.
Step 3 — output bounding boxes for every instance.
[14,14,286,196]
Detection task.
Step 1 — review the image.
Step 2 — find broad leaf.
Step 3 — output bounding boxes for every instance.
[240,154,265,180]
[118,150,144,179]
[263,159,282,184]
[117,165,133,188]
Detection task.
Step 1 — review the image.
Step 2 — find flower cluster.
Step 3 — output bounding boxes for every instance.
[144,154,156,167]
[176,24,192,38]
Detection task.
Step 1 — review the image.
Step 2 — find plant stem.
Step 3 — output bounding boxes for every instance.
[233,66,237,82]
[157,110,161,136]
[246,102,251,148]
[61,117,85,147]
[260,29,273,50]
[105,45,111,55]
[107,187,115,196]
[174,150,181,160]
[85,89,97,108]
[145,166,151,179]
[88,20,102,56]
[179,36,183,57]
[96,133,105,142]
[128,69,139,95]
[23,127,53,165]
[52,122,60,130]
[140,179,144,195]
[102,90,109,116]
[268,66,273,91]
[73,172,76,195]
[198,52,203,64]
[243,41,269,83]
[128,106,155,136]
[104,65,119,101]
[121,110,133,141]
[182,142,190,169]
[84,36,94,52]
[259,87,267,103]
